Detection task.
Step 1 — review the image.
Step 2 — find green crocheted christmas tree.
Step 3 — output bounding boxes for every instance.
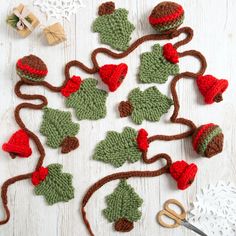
[40,107,80,153]
[65,78,108,120]
[93,127,142,167]
[34,164,74,205]
[103,179,143,232]
[139,44,179,83]
[93,2,135,51]
[119,86,173,125]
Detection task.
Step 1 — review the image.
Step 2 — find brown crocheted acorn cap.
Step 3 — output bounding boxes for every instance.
[16,55,48,82]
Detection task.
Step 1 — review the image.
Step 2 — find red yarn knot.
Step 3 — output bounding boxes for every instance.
[169,160,198,190]
[99,63,128,92]
[31,167,49,186]
[163,43,179,64]
[61,76,82,97]
[136,129,149,151]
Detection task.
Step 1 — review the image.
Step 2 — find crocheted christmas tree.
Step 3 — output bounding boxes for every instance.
[33,164,74,205]
[93,127,142,167]
[139,44,179,83]
[64,78,108,120]
[119,86,173,125]
[93,2,135,51]
[40,107,80,153]
[103,179,143,232]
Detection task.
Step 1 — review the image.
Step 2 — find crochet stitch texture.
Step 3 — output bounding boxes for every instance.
[34,164,74,205]
[139,44,179,83]
[65,78,108,120]
[93,8,135,51]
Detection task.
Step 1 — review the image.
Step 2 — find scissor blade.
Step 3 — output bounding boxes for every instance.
[181,220,208,236]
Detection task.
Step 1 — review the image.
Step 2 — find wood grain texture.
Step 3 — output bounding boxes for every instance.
[0,0,235,236]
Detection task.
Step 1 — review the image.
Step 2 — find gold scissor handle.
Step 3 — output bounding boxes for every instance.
[157,199,187,228]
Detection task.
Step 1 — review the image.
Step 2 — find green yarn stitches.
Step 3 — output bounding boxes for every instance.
[93,127,141,167]
[16,69,44,82]
[34,164,74,205]
[139,44,179,83]
[128,86,173,125]
[103,180,143,223]
[65,79,107,120]
[93,8,135,51]
[157,16,184,32]
[40,107,80,148]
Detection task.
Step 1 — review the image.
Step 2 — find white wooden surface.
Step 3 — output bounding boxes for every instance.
[0,0,235,235]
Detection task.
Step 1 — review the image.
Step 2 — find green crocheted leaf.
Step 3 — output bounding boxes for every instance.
[93,127,141,167]
[139,44,179,83]
[65,79,108,120]
[93,8,135,51]
[103,180,143,222]
[40,107,80,148]
[34,164,74,205]
[129,86,173,125]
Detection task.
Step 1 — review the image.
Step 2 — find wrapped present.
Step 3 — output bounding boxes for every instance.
[7,4,39,37]
[43,23,66,45]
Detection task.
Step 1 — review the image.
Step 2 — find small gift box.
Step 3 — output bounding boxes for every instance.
[43,23,66,45]
[7,4,39,37]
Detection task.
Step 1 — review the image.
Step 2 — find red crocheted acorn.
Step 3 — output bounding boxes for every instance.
[136,129,149,151]
[61,76,82,97]
[98,63,128,92]
[169,161,198,190]
[2,129,32,159]
[163,43,179,64]
[31,167,49,186]
[196,75,228,104]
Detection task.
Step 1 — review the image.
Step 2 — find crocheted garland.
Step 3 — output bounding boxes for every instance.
[118,86,173,124]
[103,179,143,232]
[139,43,179,83]
[93,2,135,51]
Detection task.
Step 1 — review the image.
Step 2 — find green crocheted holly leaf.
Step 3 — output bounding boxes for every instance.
[128,86,173,125]
[34,164,74,205]
[93,127,141,167]
[40,107,80,148]
[103,179,143,222]
[139,44,179,83]
[93,8,135,51]
[65,78,108,120]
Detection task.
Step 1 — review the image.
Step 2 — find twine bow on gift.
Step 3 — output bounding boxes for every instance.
[13,6,33,31]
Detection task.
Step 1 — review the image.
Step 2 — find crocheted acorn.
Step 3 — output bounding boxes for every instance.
[2,129,32,159]
[192,123,224,158]
[99,63,128,92]
[196,75,228,104]
[16,55,48,82]
[149,1,184,33]
[169,161,198,190]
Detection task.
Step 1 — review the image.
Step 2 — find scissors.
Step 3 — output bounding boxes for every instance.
[157,199,208,236]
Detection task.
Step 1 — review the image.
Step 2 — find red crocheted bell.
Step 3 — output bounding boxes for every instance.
[98,63,128,92]
[2,129,32,158]
[169,160,198,190]
[61,76,82,97]
[163,43,179,64]
[196,75,228,104]
[136,129,149,151]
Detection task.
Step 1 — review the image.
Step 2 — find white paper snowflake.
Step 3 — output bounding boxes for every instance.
[189,182,236,236]
[34,0,85,20]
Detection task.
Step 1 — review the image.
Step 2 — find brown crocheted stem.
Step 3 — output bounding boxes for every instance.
[98,1,115,16]
[114,218,134,232]
[118,101,133,117]
[214,93,223,103]
[9,153,17,159]
[61,137,80,154]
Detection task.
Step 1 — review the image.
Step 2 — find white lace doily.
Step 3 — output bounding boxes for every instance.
[34,0,85,20]
[189,182,236,236]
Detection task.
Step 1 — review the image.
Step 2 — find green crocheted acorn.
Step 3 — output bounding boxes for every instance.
[93,1,135,51]
[93,127,142,167]
[40,107,80,153]
[139,44,179,83]
[33,164,74,205]
[64,78,108,120]
[103,179,143,232]
[119,86,173,125]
